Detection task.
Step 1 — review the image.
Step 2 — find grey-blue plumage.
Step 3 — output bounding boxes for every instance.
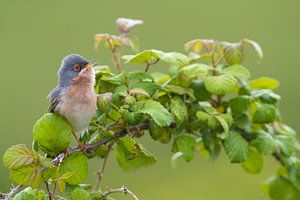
[48,54,97,137]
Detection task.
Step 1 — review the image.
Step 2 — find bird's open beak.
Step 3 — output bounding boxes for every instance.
[84,59,96,68]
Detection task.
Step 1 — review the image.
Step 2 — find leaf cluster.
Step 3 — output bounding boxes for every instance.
[1,18,299,200]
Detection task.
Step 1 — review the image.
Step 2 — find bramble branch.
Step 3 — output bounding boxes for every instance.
[51,122,151,165]
[0,185,22,200]
[102,186,139,200]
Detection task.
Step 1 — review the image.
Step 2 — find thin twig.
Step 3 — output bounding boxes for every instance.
[42,175,53,200]
[1,185,22,200]
[93,143,114,191]
[107,39,122,72]
[144,62,150,73]
[102,186,139,200]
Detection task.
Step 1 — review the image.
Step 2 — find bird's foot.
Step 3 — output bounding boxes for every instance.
[77,141,87,151]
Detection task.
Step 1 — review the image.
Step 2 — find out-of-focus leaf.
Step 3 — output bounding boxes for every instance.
[275,135,295,156]
[184,39,215,53]
[171,135,197,162]
[123,49,190,66]
[204,74,237,95]
[202,130,221,160]
[116,18,143,33]
[164,85,196,100]
[223,64,251,80]
[12,187,45,200]
[249,77,280,90]
[127,71,154,81]
[241,38,263,60]
[130,81,158,96]
[149,120,171,143]
[151,72,172,85]
[220,42,244,65]
[242,147,263,174]
[137,100,172,127]
[94,34,122,50]
[267,176,300,200]
[252,131,276,155]
[170,96,188,125]
[229,95,252,115]
[190,79,212,101]
[184,39,203,53]
[224,131,249,163]
[129,88,150,97]
[215,115,230,139]
[252,103,277,124]
[71,188,91,200]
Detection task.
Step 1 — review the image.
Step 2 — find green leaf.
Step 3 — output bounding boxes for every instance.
[184,39,203,53]
[190,79,212,101]
[154,50,190,66]
[33,113,72,156]
[223,64,251,80]
[215,115,230,139]
[275,135,295,156]
[241,147,263,174]
[220,42,244,65]
[229,96,252,115]
[10,165,42,188]
[249,77,280,90]
[71,188,91,200]
[123,49,190,66]
[3,144,38,170]
[252,131,277,155]
[129,88,150,97]
[116,136,156,171]
[60,152,88,185]
[252,103,277,124]
[123,49,160,64]
[130,81,158,96]
[171,135,197,162]
[13,187,45,200]
[241,39,263,60]
[204,74,237,95]
[252,89,281,105]
[137,100,172,127]
[127,71,154,81]
[149,120,171,143]
[196,111,217,129]
[224,131,249,163]
[164,85,196,100]
[170,96,188,125]
[267,176,300,200]
[180,64,211,78]
[234,113,252,133]
[202,130,221,160]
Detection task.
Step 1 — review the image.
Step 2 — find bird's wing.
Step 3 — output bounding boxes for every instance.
[47,87,64,113]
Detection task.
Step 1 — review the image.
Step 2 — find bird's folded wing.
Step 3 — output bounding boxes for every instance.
[47,87,64,113]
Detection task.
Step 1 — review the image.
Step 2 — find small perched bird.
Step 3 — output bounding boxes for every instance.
[48,54,97,149]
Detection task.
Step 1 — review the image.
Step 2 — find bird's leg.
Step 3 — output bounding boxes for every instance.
[72,132,86,150]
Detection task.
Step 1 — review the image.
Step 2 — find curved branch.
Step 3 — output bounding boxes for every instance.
[102,186,139,200]
[0,185,22,200]
[51,122,151,165]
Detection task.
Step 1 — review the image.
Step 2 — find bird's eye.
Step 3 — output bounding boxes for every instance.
[73,65,81,72]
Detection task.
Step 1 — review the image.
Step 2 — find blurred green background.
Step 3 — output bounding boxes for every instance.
[0,0,299,199]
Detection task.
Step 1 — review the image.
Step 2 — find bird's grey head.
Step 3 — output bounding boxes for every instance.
[58,54,90,87]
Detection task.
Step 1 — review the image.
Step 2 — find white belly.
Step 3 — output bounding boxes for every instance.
[57,88,97,136]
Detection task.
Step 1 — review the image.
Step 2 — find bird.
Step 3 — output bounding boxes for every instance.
[48,54,97,149]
